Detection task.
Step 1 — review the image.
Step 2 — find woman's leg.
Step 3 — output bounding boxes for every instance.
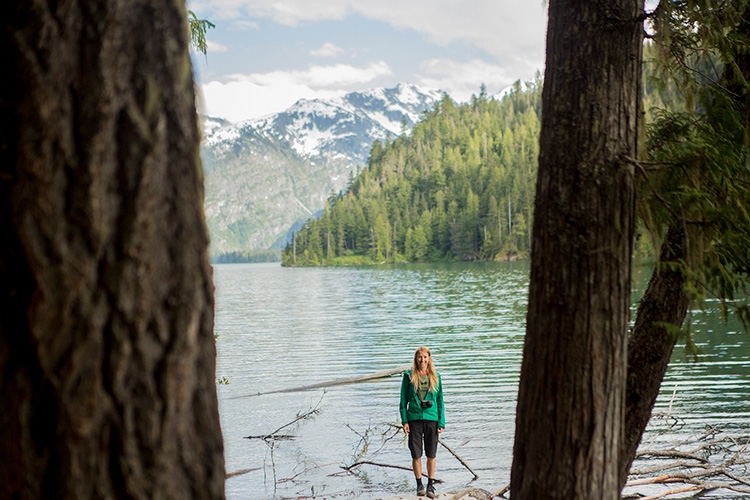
[412,457,422,479]
[426,457,435,478]
[408,420,425,489]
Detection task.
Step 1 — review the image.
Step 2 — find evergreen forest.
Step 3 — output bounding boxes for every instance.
[281,40,739,267]
[282,79,542,266]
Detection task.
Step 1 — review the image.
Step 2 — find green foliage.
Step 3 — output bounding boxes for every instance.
[282,79,543,266]
[640,0,750,328]
[188,10,215,55]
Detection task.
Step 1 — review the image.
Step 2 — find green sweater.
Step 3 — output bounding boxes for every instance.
[399,370,445,428]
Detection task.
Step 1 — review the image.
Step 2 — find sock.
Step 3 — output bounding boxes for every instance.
[416,477,423,487]
[427,478,434,487]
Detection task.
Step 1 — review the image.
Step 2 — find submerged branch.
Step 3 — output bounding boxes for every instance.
[385,422,479,479]
[439,438,479,480]
[226,467,261,479]
[342,461,445,484]
[231,365,410,399]
[245,394,324,441]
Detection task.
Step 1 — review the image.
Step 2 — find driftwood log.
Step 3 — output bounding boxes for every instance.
[623,432,750,499]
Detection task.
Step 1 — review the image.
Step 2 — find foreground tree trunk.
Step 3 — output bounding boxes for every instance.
[0,1,225,499]
[511,2,643,499]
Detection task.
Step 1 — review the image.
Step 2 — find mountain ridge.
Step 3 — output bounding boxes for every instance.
[201,83,445,255]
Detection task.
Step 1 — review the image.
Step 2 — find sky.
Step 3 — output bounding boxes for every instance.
[188,0,549,123]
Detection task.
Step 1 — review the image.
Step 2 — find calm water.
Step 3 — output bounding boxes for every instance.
[214,262,750,499]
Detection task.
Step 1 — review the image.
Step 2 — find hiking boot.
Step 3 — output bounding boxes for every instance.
[426,483,436,498]
[417,484,426,496]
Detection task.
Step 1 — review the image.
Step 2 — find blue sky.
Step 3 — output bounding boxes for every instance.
[188,0,549,123]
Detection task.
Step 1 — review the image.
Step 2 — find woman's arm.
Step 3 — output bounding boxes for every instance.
[399,372,410,426]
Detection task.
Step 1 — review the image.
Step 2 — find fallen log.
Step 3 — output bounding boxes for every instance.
[342,461,443,483]
[230,365,410,399]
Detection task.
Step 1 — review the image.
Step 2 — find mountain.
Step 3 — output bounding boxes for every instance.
[201,83,444,255]
[281,80,543,266]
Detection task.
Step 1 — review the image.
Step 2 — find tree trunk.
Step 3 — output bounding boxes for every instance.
[511,2,643,499]
[619,225,690,487]
[0,1,225,499]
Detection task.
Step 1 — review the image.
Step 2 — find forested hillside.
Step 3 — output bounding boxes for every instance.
[282,79,542,265]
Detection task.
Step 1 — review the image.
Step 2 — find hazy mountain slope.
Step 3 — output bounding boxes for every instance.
[201,84,443,255]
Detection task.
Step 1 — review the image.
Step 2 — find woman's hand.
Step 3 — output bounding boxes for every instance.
[438,427,444,434]
[403,423,410,434]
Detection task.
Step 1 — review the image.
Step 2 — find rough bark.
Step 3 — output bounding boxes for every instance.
[620,225,690,487]
[511,2,643,499]
[0,1,225,499]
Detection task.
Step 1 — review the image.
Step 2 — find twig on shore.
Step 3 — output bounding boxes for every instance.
[491,484,510,498]
[624,430,750,499]
[634,449,708,463]
[637,485,701,500]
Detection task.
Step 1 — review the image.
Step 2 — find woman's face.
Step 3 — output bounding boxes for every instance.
[416,350,430,371]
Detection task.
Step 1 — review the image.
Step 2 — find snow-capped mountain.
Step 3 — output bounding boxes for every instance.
[201,84,444,255]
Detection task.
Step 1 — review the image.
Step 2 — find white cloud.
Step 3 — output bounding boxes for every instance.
[189,0,548,120]
[228,19,259,30]
[207,40,229,52]
[191,0,348,24]
[199,61,393,122]
[198,80,338,122]
[193,0,547,72]
[416,59,515,103]
[226,61,392,88]
[310,42,345,58]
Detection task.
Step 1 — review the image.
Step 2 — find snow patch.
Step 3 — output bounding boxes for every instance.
[290,122,339,157]
[366,111,402,135]
[204,126,240,146]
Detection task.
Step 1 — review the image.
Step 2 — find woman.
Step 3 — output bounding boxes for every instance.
[399,346,445,498]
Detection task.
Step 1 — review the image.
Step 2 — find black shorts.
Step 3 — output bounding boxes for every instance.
[408,420,438,459]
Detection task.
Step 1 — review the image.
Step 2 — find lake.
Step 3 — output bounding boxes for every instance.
[214,262,750,499]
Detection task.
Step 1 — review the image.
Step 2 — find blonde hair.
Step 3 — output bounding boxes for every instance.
[410,346,438,393]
